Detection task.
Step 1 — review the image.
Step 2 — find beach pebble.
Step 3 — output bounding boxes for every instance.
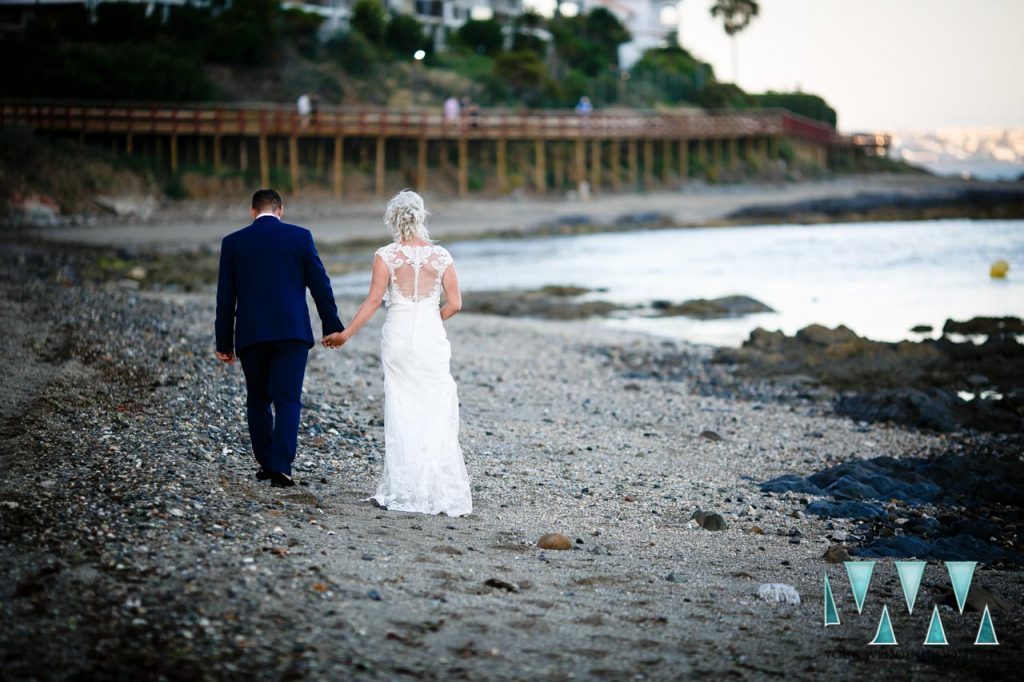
[537,533,573,550]
[690,510,728,531]
[483,578,520,593]
[822,545,852,563]
[698,430,723,442]
[757,583,801,605]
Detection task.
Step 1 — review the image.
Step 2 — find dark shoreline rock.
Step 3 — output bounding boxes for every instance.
[652,295,774,319]
[714,320,1024,432]
[727,188,1024,223]
[762,450,1024,565]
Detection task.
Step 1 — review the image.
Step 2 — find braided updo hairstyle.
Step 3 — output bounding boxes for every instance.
[384,189,431,243]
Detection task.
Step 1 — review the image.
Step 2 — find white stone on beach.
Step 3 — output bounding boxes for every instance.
[757,583,801,605]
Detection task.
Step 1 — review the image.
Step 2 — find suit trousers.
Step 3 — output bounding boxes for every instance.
[237,340,309,476]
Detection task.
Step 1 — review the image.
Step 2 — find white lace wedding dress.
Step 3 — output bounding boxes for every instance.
[367,242,472,517]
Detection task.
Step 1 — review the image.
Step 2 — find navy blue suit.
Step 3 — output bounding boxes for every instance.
[215,215,344,475]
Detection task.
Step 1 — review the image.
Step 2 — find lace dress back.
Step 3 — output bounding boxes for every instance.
[365,241,471,517]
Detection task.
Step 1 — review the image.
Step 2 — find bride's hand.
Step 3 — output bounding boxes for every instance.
[322,331,348,348]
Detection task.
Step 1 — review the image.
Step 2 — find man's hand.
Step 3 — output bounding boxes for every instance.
[322,331,347,349]
[215,351,235,365]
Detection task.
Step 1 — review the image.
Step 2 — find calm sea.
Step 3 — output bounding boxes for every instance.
[331,219,1024,347]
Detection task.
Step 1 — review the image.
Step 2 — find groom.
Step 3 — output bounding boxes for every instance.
[215,189,345,487]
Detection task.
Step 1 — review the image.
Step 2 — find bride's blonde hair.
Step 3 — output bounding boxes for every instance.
[384,189,431,242]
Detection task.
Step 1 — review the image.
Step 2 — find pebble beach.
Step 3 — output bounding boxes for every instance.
[1,238,1020,680]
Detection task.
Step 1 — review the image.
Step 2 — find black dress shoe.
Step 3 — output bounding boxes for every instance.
[255,468,272,481]
[270,472,295,488]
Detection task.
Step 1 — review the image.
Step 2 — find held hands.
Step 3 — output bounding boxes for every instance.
[215,351,235,365]
[322,331,349,349]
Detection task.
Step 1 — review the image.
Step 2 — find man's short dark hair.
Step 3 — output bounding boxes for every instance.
[252,189,283,213]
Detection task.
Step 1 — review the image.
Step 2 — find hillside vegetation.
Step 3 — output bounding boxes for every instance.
[0,0,836,124]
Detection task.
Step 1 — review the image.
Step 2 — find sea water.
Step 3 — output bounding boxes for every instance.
[332,219,1024,347]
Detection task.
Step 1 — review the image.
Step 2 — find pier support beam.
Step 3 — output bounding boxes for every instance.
[289,135,300,191]
[590,139,601,193]
[258,135,269,188]
[496,139,507,194]
[375,136,386,198]
[678,139,689,180]
[662,139,671,183]
[457,138,468,197]
[610,141,621,190]
[574,139,585,189]
[417,138,428,193]
[333,135,344,199]
[170,133,179,173]
[728,137,739,171]
[213,134,222,172]
[643,140,654,189]
[627,140,638,189]
[534,140,546,195]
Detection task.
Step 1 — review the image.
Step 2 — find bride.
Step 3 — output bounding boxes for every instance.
[324,190,472,517]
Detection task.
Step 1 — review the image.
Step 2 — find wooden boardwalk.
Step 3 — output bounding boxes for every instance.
[1,100,889,197]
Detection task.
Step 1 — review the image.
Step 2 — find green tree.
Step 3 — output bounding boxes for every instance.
[385,13,430,58]
[351,0,387,42]
[755,91,837,126]
[710,0,760,81]
[492,50,548,105]
[458,19,504,56]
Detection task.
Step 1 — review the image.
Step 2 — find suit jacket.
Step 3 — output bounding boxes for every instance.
[215,215,344,354]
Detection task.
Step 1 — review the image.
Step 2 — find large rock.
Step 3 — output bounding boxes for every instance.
[652,295,774,319]
[942,316,1023,336]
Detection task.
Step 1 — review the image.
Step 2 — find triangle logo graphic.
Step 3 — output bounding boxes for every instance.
[946,561,976,614]
[974,605,999,646]
[823,572,841,627]
[844,561,875,614]
[869,604,898,646]
[895,561,926,615]
[923,605,948,646]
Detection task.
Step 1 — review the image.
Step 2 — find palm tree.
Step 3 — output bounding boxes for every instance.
[709,0,760,82]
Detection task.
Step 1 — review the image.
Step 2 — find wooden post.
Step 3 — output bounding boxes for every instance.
[417,138,428,192]
[643,140,654,189]
[333,135,344,199]
[729,137,739,170]
[240,138,249,173]
[170,133,179,172]
[662,139,671,182]
[627,140,638,189]
[610,140,621,189]
[574,138,585,188]
[457,138,468,197]
[276,140,285,169]
[496,139,507,194]
[288,135,300,191]
[552,144,564,191]
[315,140,325,178]
[213,134,222,172]
[590,139,601,193]
[376,136,386,198]
[678,139,689,180]
[258,135,269,188]
[534,140,545,195]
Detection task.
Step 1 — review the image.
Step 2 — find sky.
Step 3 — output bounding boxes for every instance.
[672,0,1024,132]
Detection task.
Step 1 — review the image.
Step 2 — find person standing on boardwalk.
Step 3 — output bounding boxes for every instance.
[215,189,346,487]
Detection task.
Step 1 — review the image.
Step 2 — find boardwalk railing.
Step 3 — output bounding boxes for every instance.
[0,100,847,142]
[1,99,883,196]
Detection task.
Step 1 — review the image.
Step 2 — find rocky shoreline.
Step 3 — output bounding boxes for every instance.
[1,241,1021,680]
